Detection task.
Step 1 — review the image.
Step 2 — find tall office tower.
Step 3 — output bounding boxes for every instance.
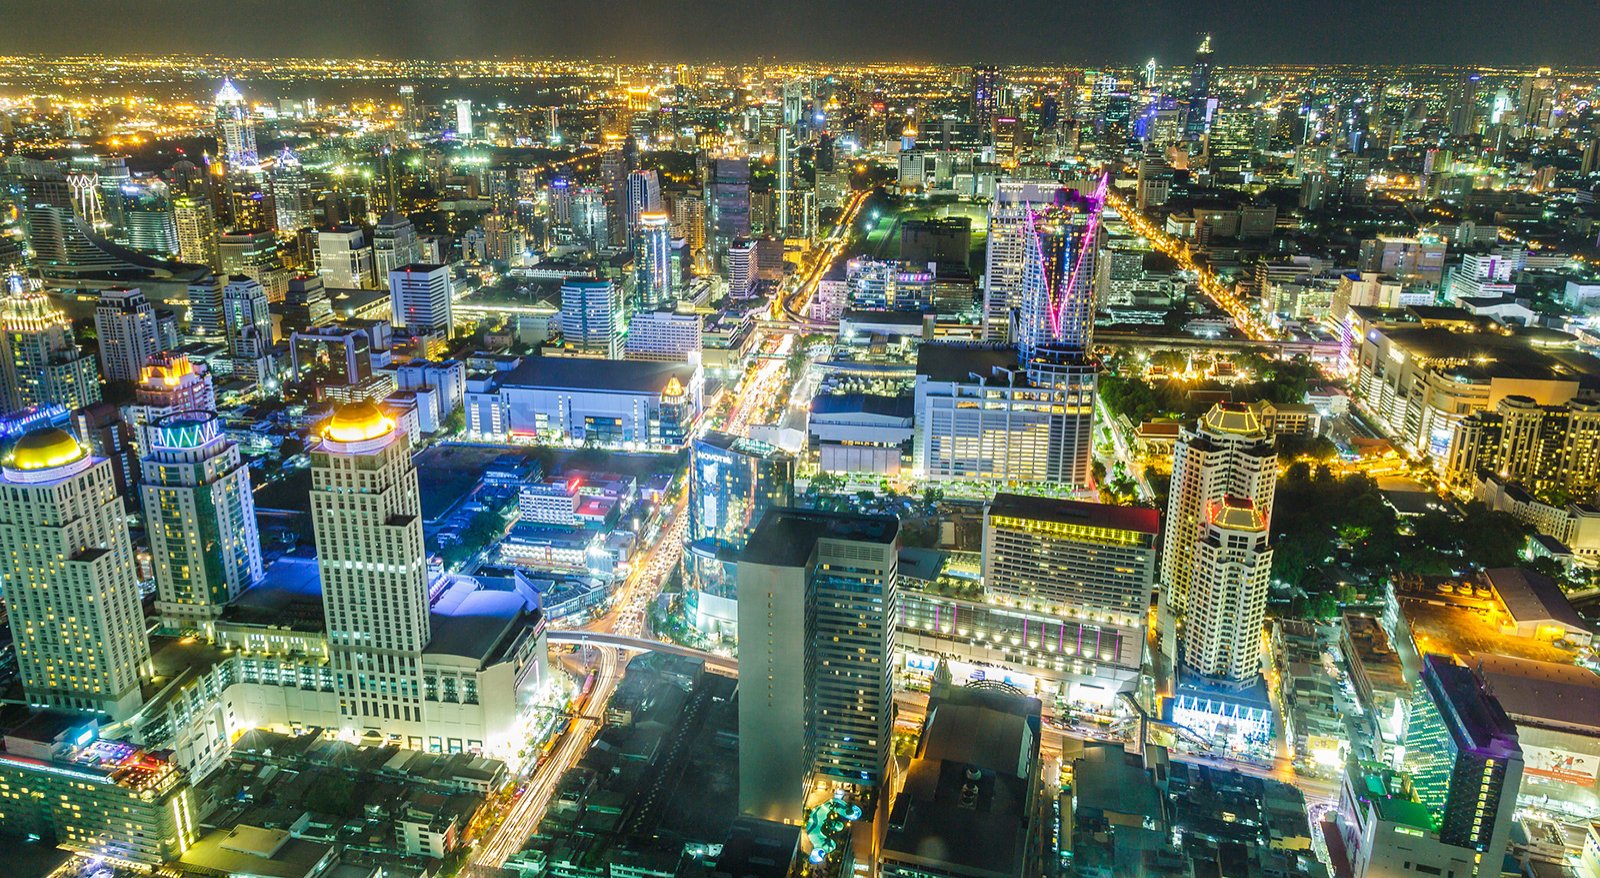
[624,169,662,247]
[600,150,630,247]
[219,228,289,302]
[1183,33,1214,140]
[373,212,422,289]
[312,401,431,734]
[690,432,796,550]
[775,129,792,237]
[398,84,419,136]
[634,211,674,310]
[281,274,335,335]
[93,288,162,383]
[704,158,751,270]
[983,492,1159,627]
[125,353,216,435]
[454,99,473,138]
[737,510,900,822]
[172,193,220,271]
[971,65,1001,140]
[269,147,312,232]
[184,273,226,339]
[389,263,454,336]
[0,426,153,719]
[1181,495,1273,683]
[121,180,178,255]
[1014,183,1104,359]
[318,225,377,289]
[0,292,102,414]
[1161,402,1276,619]
[1447,71,1481,138]
[559,278,622,359]
[222,275,273,361]
[140,411,263,632]
[1404,655,1523,876]
[782,80,806,139]
[571,185,610,247]
[213,78,258,175]
[726,238,757,298]
[982,181,1064,341]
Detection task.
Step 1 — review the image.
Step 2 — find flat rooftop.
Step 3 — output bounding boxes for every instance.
[914,342,1022,383]
[494,354,696,394]
[988,492,1161,536]
[1473,653,1600,735]
[739,508,899,567]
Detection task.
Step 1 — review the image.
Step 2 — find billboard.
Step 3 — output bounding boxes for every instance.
[1522,744,1599,786]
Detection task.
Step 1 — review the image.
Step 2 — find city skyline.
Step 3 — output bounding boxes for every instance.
[1,0,1598,66]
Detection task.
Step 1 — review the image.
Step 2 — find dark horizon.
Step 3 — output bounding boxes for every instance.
[2,0,1598,68]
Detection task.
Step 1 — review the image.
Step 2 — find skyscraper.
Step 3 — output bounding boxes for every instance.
[222,275,273,362]
[213,78,258,175]
[389,263,454,336]
[455,99,473,138]
[0,291,102,414]
[140,411,263,632]
[312,401,431,734]
[1014,180,1105,359]
[690,432,796,550]
[1182,495,1273,684]
[634,211,674,310]
[1183,34,1214,141]
[1404,655,1523,877]
[737,510,899,822]
[269,147,311,232]
[971,65,1001,140]
[775,128,793,237]
[0,426,152,719]
[93,287,162,383]
[1161,402,1277,620]
[172,193,220,271]
[624,169,662,248]
[559,278,622,359]
[705,158,751,271]
[374,212,422,289]
[318,225,377,289]
[983,181,1064,341]
[1447,71,1481,138]
[185,273,226,339]
[124,352,215,435]
[983,493,1159,627]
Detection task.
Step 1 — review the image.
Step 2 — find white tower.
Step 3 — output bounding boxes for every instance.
[1183,496,1274,684]
[213,78,259,174]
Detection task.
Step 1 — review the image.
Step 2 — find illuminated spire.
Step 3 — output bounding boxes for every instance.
[215,76,244,105]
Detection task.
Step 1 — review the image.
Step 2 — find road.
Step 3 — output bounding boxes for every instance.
[1103,189,1276,342]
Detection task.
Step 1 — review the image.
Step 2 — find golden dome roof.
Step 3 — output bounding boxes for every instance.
[324,400,394,443]
[8,427,88,471]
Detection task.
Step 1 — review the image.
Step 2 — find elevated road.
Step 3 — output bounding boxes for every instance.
[548,630,736,673]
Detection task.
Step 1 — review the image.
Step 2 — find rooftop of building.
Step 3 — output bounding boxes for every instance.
[694,430,788,459]
[1072,742,1166,824]
[918,684,1042,777]
[882,758,1031,876]
[1421,655,1522,757]
[1482,567,1593,635]
[710,817,800,878]
[808,392,914,420]
[179,827,334,878]
[424,574,543,664]
[1346,761,1436,832]
[988,492,1161,536]
[739,508,899,567]
[1471,653,1600,734]
[223,554,327,632]
[914,342,1022,383]
[490,354,697,394]
[841,308,929,326]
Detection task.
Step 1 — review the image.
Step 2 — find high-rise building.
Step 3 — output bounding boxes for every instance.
[726,238,757,298]
[1182,495,1273,684]
[172,193,220,271]
[705,158,751,270]
[1444,396,1600,499]
[634,211,674,309]
[559,278,623,359]
[983,181,1064,341]
[318,225,377,289]
[312,401,431,734]
[983,493,1159,626]
[775,129,793,237]
[140,411,263,632]
[454,99,473,138]
[1161,403,1277,620]
[213,78,258,175]
[120,179,178,255]
[269,147,312,232]
[281,274,335,335]
[0,427,153,719]
[623,306,702,363]
[624,169,662,247]
[93,287,162,383]
[1183,34,1214,140]
[218,228,288,301]
[374,212,422,289]
[971,65,1001,140]
[124,352,215,435]
[0,291,102,414]
[1447,71,1481,138]
[1013,181,1105,359]
[389,263,454,336]
[223,275,273,362]
[184,273,226,339]
[736,510,899,823]
[690,432,796,551]
[1404,655,1523,876]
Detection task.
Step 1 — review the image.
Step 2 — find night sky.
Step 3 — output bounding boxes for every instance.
[2,0,1597,66]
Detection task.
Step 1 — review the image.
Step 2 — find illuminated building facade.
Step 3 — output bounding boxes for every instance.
[0,428,153,719]
[1403,655,1523,877]
[123,352,215,435]
[737,510,899,823]
[213,78,259,175]
[389,262,454,337]
[139,412,263,632]
[0,292,102,414]
[1182,496,1273,684]
[93,287,162,384]
[634,211,674,309]
[559,278,623,359]
[464,355,701,449]
[0,714,197,866]
[686,432,794,632]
